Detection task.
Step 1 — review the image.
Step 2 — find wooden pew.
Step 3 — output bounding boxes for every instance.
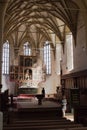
[74,106,87,125]
[4,121,76,127]
[3,123,83,130]
[68,127,87,130]
[13,119,71,124]
[0,89,9,111]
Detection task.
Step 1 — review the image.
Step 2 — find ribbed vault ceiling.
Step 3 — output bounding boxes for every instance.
[4,0,79,49]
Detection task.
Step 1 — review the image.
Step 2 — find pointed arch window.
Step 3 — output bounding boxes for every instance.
[44,41,51,74]
[66,33,74,71]
[23,42,31,56]
[2,40,10,74]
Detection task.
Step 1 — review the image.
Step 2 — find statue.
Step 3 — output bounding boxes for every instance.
[25,69,30,80]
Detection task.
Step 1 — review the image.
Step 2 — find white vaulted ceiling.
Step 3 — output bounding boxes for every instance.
[3,0,79,49]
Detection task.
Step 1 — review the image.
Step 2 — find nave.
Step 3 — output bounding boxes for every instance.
[1,0,87,130]
[3,98,87,130]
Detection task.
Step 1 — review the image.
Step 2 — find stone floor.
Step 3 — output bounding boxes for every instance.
[16,98,61,109]
[15,97,74,121]
[65,113,74,121]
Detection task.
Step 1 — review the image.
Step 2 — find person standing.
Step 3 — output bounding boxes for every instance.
[42,88,45,98]
[62,95,67,117]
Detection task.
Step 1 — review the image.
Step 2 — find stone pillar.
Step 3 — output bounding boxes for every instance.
[0,111,3,130]
[0,2,7,93]
[0,17,3,92]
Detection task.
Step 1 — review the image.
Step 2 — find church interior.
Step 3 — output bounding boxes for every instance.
[0,0,87,130]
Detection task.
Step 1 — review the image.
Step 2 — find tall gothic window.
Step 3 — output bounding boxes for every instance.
[66,33,74,71]
[56,43,62,75]
[23,42,31,56]
[44,41,51,74]
[2,40,9,74]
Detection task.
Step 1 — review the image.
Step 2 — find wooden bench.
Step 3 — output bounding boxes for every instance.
[74,106,87,125]
[68,127,87,130]
[4,121,76,127]
[3,124,83,130]
[13,120,71,124]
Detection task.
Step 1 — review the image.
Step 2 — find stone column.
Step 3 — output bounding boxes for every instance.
[0,13,3,92]
[0,111,3,130]
[0,1,7,93]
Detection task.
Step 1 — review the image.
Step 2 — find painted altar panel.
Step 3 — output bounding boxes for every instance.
[9,55,46,89]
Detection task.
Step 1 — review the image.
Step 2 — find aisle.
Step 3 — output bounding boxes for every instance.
[16,98,61,109]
